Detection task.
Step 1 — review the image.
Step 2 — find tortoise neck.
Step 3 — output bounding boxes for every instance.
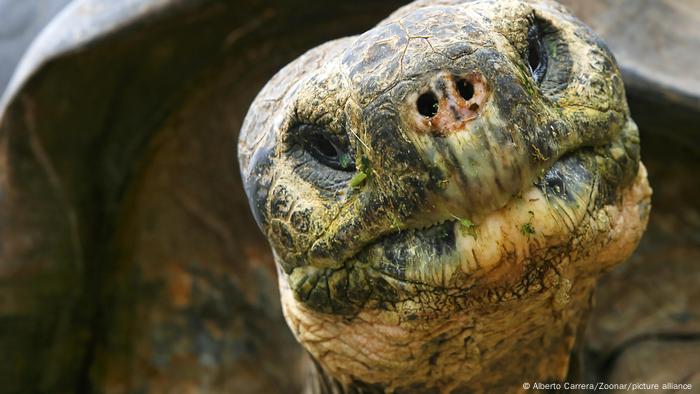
[292,294,592,394]
[283,276,591,393]
[306,358,388,394]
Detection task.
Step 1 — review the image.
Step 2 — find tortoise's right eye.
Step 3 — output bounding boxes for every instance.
[296,124,355,172]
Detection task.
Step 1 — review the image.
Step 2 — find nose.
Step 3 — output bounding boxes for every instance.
[412,71,489,136]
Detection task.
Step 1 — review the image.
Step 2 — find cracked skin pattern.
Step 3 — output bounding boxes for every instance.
[238,0,651,392]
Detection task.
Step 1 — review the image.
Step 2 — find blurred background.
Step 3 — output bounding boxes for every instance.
[0,0,70,95]
[0,1,698,393]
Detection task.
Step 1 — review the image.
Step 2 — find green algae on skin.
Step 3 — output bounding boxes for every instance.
[452,214,478,239]
[349,156,374,188]
[520,210,536,236]
[349,171,368,187]
[339,153,352,169]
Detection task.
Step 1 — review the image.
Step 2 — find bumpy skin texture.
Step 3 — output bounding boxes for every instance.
[239,0,651,392]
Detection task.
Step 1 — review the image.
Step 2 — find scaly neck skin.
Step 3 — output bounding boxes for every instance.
[282,274,596,394]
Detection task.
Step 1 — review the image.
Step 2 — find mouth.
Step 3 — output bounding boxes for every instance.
[286,146,614,315]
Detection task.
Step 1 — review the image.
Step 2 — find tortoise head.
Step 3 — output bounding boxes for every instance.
[239,0,651,390]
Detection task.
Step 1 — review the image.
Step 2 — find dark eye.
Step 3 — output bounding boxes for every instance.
[298,125,355,172]
[527,23,548,83]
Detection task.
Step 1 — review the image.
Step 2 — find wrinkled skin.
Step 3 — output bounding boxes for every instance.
[238,0,651,392]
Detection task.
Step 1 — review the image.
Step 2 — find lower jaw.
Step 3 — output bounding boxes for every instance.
[279,164,651,391]
[287,155,650,316]
[288,167,591,315]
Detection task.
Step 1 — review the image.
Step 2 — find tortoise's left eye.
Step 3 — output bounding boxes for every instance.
[527,23,548,83]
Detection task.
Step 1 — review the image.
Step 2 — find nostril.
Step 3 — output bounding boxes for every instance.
[417,92,439,117]
[410,73,488,135]
[456,79,474,101]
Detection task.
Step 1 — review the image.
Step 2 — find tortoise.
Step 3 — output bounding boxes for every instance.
[0,0,697,393]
